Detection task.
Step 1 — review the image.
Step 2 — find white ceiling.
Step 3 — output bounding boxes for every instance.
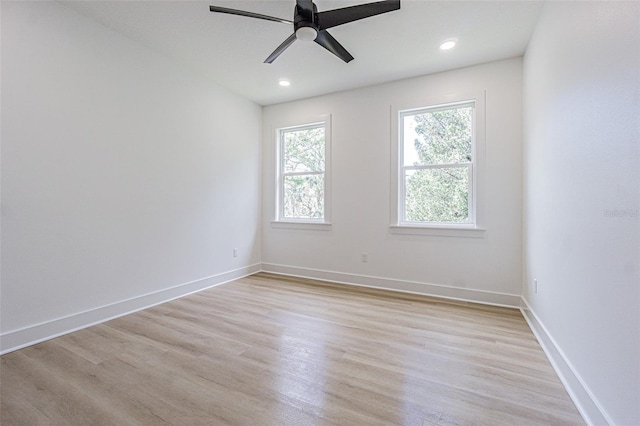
[61,0,544,105]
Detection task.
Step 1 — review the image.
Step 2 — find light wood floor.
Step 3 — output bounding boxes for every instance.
[1,273,583,425]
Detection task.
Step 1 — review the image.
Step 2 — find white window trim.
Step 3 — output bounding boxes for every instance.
[273,115,332,230]
[270,221,332,231]
[390,92,486,238]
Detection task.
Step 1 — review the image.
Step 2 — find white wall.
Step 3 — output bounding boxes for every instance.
[262,59,523,306]
[523,2,639,424]
[0,1,262,352]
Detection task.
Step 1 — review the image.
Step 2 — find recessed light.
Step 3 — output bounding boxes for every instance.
[279,79,291,87]
[440,40,457,50]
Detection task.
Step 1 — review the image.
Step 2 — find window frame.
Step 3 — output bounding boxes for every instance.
[274,115,332,229]
[390,93,486,238]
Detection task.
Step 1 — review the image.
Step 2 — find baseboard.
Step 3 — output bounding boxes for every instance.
[0,263,262,355]
[520,298,611,426]
[260,262,521,308]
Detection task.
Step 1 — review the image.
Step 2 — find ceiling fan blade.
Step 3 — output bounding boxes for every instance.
[314,30,354,63]
[316,0,400,30]
[264,33,298,63]
[209,5,292,25]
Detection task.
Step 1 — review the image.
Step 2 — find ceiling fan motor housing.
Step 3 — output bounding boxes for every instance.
[294,2,318,31]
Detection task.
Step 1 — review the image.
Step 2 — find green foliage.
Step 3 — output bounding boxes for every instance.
[404,106,472,223]
[284,175,324,219]
[283,127,324,173]
[411,107,472,165]
[405,168,469,223]
[281,126,325,219]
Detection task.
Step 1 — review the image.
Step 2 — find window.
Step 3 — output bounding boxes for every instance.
[391,96,485,236]
[400,101,474,224]
[276,117,330,225]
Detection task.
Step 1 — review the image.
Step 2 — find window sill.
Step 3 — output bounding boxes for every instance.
[271,221,332,231]
[389,224,485,238]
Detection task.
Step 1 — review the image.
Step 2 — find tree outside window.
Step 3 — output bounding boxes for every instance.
[278,122,327,220]
[400,102,475,224]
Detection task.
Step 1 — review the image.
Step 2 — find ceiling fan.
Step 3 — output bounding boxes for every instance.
[209,0,401,63]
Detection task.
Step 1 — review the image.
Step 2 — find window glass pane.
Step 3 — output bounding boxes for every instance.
[403,106,472,166]
[283,174,324,219]
[283,126,325,173]
[404,167,469,223]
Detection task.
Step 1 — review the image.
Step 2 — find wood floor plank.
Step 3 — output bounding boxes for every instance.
[1,272,584,425]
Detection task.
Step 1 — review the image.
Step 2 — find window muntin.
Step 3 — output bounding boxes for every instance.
[278,121,327,221]
[399,101,475,225]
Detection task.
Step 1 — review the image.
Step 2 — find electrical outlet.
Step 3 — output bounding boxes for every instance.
[233,248,238,258]
[361,253,368,263]
[534,279,538,294]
